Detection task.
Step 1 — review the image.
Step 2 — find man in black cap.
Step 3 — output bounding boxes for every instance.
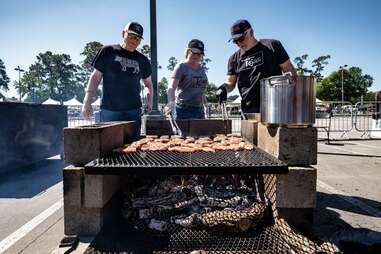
[217,19,296,116]
[81,22,153,137]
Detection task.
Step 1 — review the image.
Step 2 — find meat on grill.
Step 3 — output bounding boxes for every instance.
[113,134,254,153]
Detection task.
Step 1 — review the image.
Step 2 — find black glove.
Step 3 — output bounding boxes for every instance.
[216,84,227,104]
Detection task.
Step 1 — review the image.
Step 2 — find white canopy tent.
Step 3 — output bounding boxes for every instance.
[63,98,82,106]
[91,97,101,106]
[42,98,60,105]
[232,96,241,104]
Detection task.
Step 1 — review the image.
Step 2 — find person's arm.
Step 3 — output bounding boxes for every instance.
[223,75,237,92]
[81,69,102,118]
[280,59,297,81]
[165,78,179,113]
[142,76,154,114]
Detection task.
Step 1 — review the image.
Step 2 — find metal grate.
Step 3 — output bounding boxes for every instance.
[84,221,291,254]
[85,149,288,175]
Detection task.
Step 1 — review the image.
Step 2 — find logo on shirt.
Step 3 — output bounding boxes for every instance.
[240,51,264,71]
[114,56,140,74]
[190,76,207,89]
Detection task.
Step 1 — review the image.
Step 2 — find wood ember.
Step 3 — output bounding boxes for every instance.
[113,134,254,153]
[122,175,265,232]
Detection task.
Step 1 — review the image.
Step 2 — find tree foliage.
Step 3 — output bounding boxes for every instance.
[167,57,178,71]
[0,59,10,100]
[158,77,168,104]
[293,54,331,82]
[317,66,373,103]
[18,51,80,104]
[312,55,331,82]
[78,41,103,102]
[206,82,218,103]
[294,54,312,75]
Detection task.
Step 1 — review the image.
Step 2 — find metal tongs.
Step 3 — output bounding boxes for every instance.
[220,101,229,135]
[166,111,183,136]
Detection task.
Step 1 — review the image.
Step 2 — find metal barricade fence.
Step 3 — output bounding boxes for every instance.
[67,106,95,127]
[314,101,354,138]
[67,101,381,138]
[354,101,381,137]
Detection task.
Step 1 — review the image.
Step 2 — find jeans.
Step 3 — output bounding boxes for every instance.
[175,104,205,120]
[100,108,142,138]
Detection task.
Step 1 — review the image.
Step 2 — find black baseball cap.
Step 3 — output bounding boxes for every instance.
[124,22,144,39]
[188,39,205,55]
[229,19,251,42]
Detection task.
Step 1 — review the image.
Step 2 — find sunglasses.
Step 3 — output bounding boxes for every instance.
[232,31,248,44]
[127,34,141,41]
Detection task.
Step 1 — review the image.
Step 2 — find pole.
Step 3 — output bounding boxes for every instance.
[14,66,25,101]
[340,64,347,105]
[341,68,344,105]
[150,0,159,113]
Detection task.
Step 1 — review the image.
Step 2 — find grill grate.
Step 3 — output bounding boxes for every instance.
[85,149,288,175]
[84,221,291,254]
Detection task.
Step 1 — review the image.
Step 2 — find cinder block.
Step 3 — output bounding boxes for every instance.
[84,175,121,208]
[64,206,104,236]
[241,120,258,145]
[189,119,231,136]
[145,119,189,136]
[64,122,125,166]
[63,166,84,208]
[257,123,317,166]
[264,166,317,209]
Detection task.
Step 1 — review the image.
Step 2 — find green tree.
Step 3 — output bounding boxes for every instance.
[18,51,80,104]
[77,41,103,102]
[311,55,331,82]
[158,77,168,104]
[317,66,373,103]
[0,59,10,101]
[294,54,312,75]
[206,82,218,103]
[201,58,212,73]
[167,57,178,71]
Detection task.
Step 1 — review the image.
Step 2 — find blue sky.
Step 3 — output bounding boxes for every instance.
[1,0,381,99]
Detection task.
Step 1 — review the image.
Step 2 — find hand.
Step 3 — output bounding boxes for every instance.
[216,84,227,104]
[146,101,152,114]
[164,101,175,115]
[81,103,93,118]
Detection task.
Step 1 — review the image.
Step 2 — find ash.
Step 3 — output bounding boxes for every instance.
[122,175,267,232]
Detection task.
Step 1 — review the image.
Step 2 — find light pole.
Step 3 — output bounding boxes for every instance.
[339,65,347,105]
[14,65,25,101]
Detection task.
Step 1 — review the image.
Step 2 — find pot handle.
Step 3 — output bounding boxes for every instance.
[269,75,294,86]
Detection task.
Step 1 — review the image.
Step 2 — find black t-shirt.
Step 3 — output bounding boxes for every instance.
[92,44,152,111]
[227,39,289,110]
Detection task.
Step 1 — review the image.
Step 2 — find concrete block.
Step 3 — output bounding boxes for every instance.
[257,123,317,166]
[145,119,189,136]
[64,206,104,236]
[64,123,124,166]
[63,166,84,208]
[264,166,317,209]
[189,119,232,136]
[84,175,121,208]
[241,120,258,145]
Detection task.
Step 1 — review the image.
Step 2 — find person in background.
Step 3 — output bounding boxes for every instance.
[81,22,153,138]
[217,19,296,117]
[165,39,208,120]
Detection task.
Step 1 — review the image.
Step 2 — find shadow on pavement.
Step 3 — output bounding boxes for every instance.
[314,191,381,253]
[0,156,63,199]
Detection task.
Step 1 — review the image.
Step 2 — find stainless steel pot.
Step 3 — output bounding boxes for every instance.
[260,75,316,125]
[294,76,316,125]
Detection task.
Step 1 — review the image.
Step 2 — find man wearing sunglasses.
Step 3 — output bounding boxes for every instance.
[217,19,296,116]
[81,22,153,138]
